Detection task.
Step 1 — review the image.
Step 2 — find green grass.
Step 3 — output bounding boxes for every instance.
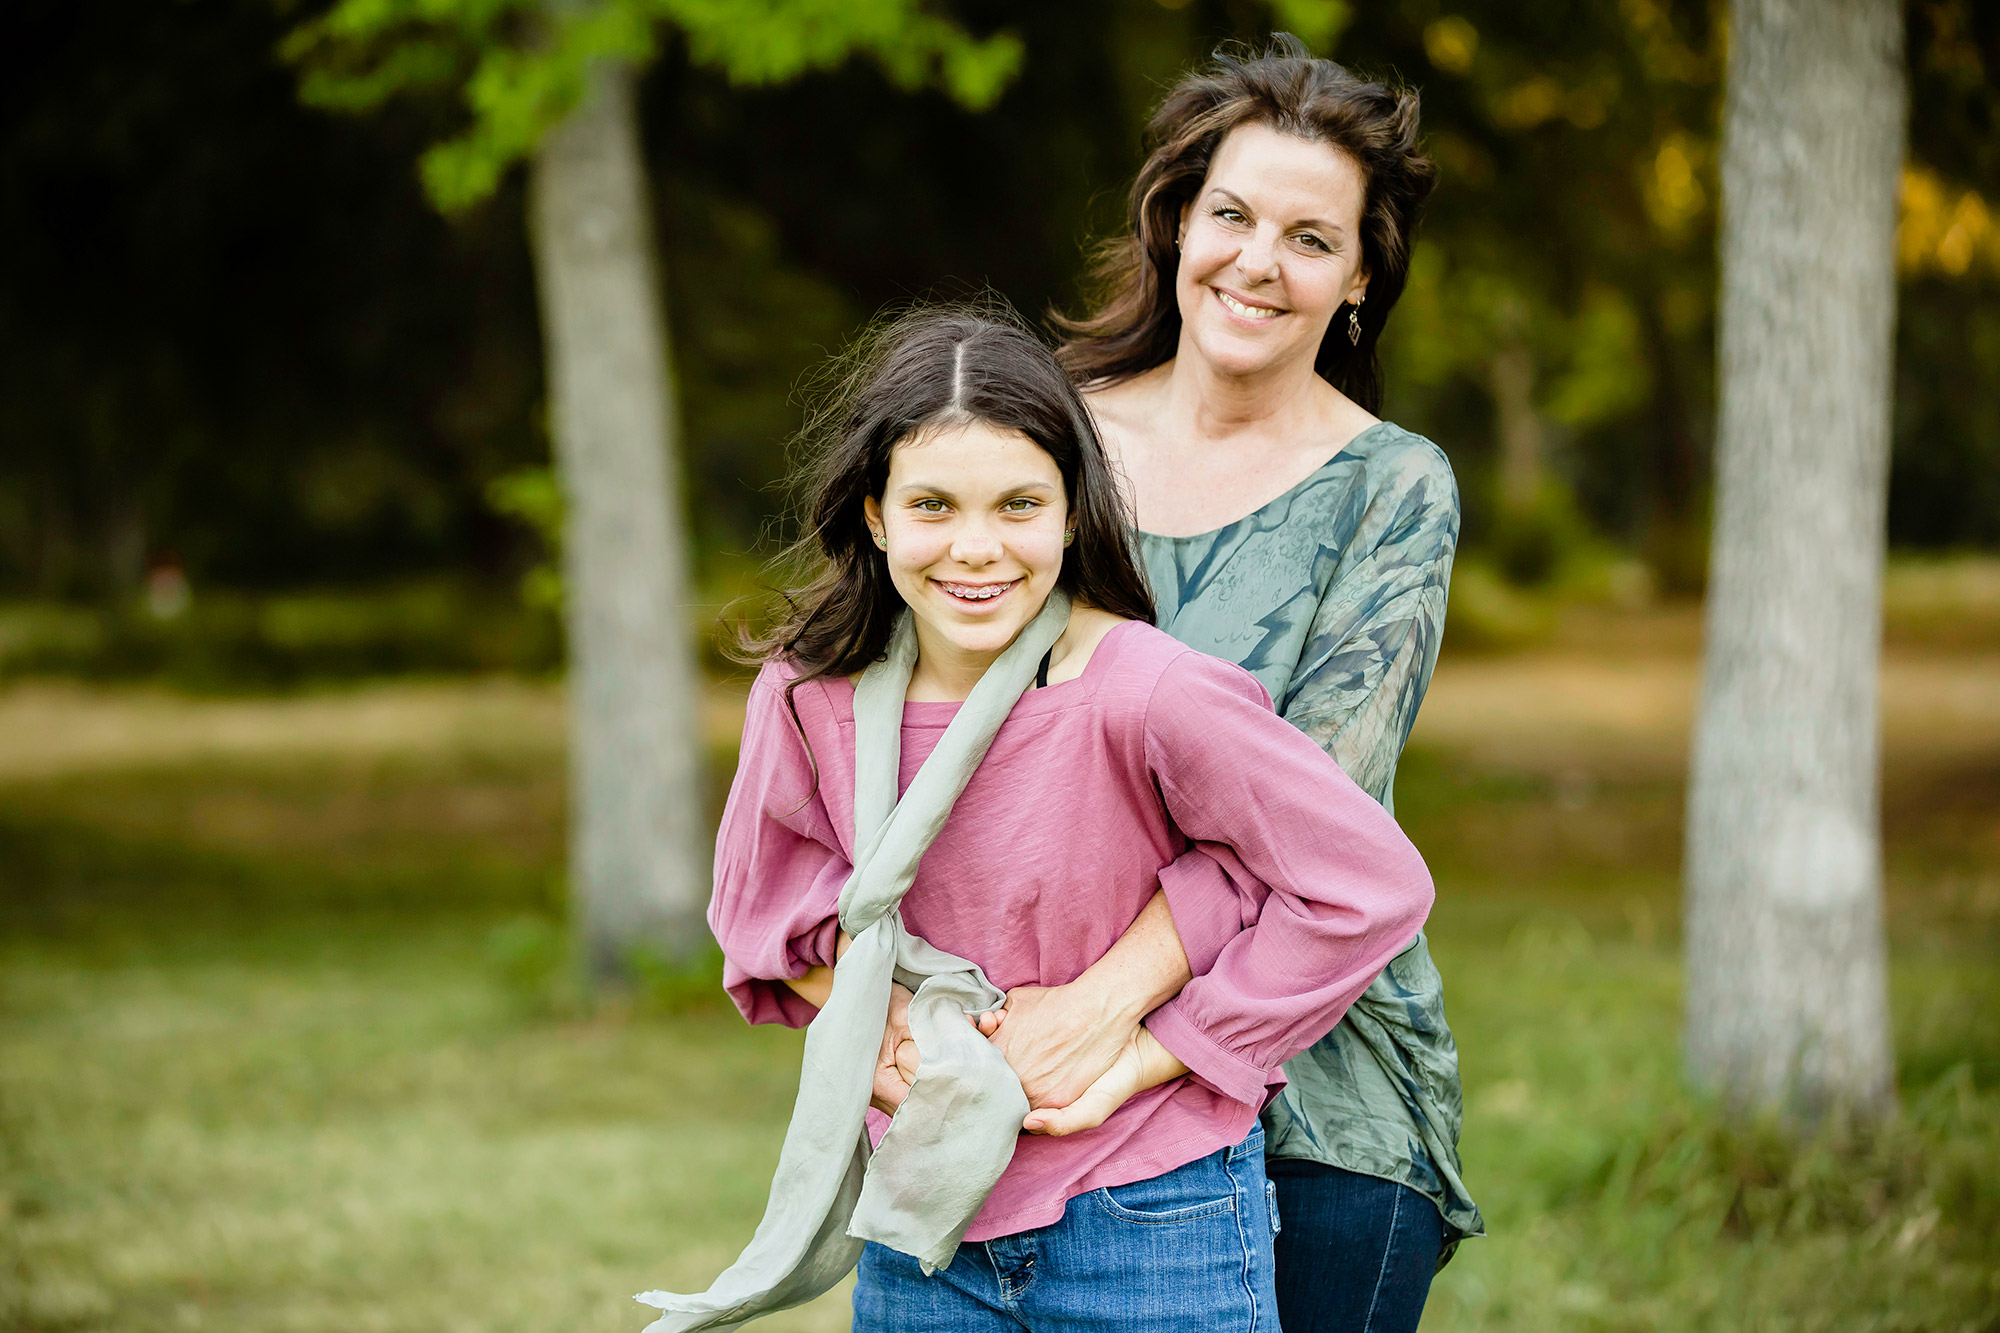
[1,694,1996,1332]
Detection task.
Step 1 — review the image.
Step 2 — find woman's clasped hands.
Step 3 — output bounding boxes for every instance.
[873,981,1154,1134]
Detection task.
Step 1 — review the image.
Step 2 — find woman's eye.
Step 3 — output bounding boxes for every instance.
[1296,233,1331,252]
[1213,207,1247,225]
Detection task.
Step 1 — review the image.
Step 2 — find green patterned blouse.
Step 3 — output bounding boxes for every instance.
[1137,420,1484,1249]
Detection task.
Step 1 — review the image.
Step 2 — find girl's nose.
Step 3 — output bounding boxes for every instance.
[949,525,1002,566]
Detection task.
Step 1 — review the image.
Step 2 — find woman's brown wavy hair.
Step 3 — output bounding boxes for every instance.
[1056,34,1436,414]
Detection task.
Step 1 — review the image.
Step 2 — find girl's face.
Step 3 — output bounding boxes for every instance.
[1174,122,1370,380]
[863,419,1070,671]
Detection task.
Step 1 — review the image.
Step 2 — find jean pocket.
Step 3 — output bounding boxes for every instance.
[1095,1160,1239,1225]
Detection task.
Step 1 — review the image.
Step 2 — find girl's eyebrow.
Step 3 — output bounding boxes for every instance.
[891,479,1059,499]
[1207,186,1342,236]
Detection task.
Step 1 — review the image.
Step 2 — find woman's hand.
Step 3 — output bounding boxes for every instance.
[1019,1027,1189,1137]
[978,889,1194,1109]
[979,983,1143,1110]
[870,982,917,1115]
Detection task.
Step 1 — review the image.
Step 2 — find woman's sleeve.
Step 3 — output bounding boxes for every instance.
[1139,653,1436,1107]
[706,669,852,1029]
[1280,441,1458,811]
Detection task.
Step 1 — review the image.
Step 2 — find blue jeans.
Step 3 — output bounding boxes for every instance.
[1266,1159,1444,1333]
[852,1127,1281,1332]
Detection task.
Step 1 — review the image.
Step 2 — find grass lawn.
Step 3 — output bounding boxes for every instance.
[2,624,1996,1331]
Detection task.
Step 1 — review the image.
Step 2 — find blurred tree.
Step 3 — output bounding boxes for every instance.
[1684,0,1903,1121]
[284,0,1021,980]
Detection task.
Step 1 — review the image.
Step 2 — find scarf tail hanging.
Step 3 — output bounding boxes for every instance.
[636,594,1070,1329]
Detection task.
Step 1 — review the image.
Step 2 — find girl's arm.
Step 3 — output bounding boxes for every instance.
[708,669,854,1028]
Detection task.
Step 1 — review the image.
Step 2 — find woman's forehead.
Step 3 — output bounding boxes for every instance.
[1205,122,1366,221]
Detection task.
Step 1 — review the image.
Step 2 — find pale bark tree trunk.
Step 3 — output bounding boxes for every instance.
[1489,339,1545,516]
[529,62,707,981]
[1685,0,1905,1119]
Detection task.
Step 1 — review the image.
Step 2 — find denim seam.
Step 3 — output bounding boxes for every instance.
[1358,1178,1403,1333]
[1091,1186,1236,1225]
[1225,1146,1260,1333]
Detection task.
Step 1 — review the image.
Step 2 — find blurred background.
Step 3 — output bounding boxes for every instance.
[1,1,1995,1330]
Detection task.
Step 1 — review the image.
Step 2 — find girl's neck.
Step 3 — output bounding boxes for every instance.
[904,627,1004,703]
[903,604,1123,703]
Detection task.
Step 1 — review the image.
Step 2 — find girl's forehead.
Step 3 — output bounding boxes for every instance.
[884,419,1062,488]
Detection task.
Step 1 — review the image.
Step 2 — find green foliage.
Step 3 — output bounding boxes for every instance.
[0,583,561,688]
[1266,0,1352,54]
[484,466,565,612]
[284,0,1024,211]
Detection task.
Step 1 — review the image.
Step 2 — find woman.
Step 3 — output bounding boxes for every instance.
[984,37,1484,1333]
[650,309,1436,1333]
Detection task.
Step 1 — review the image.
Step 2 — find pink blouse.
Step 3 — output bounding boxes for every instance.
[707,619,1434,1241]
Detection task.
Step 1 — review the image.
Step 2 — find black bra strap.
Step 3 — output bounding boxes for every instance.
[1035,647,1053,688]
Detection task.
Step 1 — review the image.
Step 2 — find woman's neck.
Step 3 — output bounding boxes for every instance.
[1160,333,1327,443]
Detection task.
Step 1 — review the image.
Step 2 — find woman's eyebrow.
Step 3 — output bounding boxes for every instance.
[1207,186,1342,235]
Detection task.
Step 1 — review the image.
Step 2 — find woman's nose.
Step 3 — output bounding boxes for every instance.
[1236,226,1282,283]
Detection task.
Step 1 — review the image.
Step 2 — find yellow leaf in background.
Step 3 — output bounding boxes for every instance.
[1900,166,2000,278]
[1423,16,1478,76]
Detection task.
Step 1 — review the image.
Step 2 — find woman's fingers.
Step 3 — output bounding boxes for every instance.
[871,1060,911,1116]
[894,1036,920,1083]
[1022,1083,1123,1137]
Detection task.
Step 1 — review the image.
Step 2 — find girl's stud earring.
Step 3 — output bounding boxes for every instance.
[1063,530,1075,546]
[872,533,887,549]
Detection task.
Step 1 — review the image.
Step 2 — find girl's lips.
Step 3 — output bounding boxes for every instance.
[932,577,1021,611]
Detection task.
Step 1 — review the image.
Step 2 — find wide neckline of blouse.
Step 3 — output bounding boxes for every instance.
[1134,419,1395,545]
[828,619,1147,729]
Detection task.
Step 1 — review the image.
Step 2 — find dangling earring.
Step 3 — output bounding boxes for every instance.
[1347,294,1365,346]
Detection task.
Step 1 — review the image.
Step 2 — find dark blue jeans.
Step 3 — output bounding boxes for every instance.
[1266,1159,1444,1333]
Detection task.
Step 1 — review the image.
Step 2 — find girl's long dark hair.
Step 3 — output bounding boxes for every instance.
[744,303,1156,711]
[1056,34,1436,413]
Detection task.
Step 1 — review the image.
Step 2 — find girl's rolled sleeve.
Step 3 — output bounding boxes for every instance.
[706,668,852,1028]
[1139,651,1436,1103]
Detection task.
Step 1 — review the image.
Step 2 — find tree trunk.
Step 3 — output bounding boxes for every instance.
[1684,0,1905,1120]
[529,61,707,982]
[1489,338,1545,516]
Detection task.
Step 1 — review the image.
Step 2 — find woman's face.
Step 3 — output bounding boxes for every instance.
[1174,122,1370,380]
[863,419,1070,669]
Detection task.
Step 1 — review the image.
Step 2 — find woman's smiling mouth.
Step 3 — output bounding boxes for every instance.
[933,577,1021,608]
[1214,288,1285,321]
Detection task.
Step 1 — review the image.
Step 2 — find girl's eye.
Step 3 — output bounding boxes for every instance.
[913,499,947,513]
[1003,498,1040,513]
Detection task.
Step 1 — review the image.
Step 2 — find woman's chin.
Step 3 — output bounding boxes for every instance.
[1185,322,1300,378]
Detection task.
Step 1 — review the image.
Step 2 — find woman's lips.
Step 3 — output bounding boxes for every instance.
[1213,287,1286,323]
[932,577,1021,610]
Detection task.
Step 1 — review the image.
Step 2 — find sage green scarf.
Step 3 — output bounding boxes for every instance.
[636,592,1071,1331]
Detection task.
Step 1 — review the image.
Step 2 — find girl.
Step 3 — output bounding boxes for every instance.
[646,308,1433,1333]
